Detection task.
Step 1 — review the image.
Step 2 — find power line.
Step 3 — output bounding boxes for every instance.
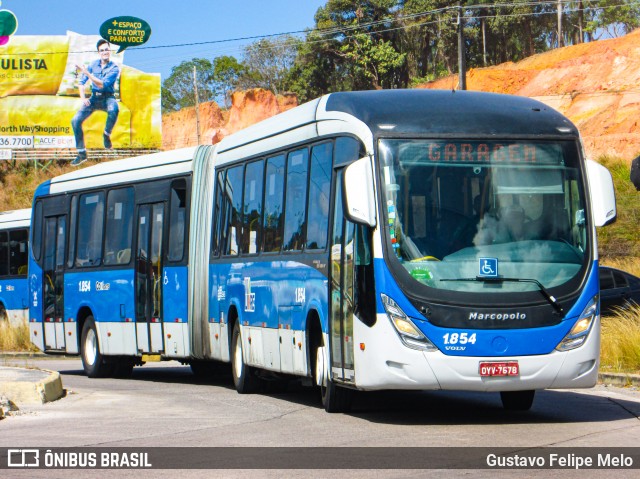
[2,0,639,79]
[4,0,640,56]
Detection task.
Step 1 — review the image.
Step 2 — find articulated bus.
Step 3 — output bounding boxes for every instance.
[29,90,616,411]
[0,208,30,326]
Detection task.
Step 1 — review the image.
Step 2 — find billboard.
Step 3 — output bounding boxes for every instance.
[0,31,161,150]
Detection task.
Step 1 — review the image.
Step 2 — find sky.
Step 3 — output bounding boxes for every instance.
[2,0,327,80]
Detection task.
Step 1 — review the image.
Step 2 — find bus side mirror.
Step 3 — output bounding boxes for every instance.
[343,157,377,228]
[586,159,616,227]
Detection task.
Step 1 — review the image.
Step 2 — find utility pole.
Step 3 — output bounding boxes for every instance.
[193,65,201,144]
[458,1,467,90]
[481,9,487,67]
[557,0,563,48]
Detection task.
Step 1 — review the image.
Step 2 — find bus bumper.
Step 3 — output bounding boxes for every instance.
[353,314,600,392]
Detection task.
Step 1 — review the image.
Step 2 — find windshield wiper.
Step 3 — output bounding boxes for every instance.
[441,276,564,314]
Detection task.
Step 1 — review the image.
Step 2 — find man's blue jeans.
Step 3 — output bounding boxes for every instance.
[71,96,119,150]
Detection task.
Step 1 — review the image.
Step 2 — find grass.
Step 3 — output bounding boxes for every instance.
[600,305,640,375]
[0,159,103,210]
[0,320,38,352]
[596,156,640,259]
[600,257,640,277]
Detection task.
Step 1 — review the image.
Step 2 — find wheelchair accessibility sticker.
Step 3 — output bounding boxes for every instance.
[479,257,498,278]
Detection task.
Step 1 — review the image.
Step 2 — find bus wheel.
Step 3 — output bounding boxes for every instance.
[80,316,113,378]
[500,390,535,411]
[316,345,353,413]
[231,322,261,393]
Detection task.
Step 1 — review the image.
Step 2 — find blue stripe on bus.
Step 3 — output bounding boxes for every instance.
[28,258,42,322]
[209,260,329,333]
[0,278,29,310]
[65,270,136,323]
[163,266,188,323]
[373,258,600,357]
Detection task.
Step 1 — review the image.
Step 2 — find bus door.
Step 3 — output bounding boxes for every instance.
[329,169,355,383]
[135,203,165,354]
[42,215,66,350]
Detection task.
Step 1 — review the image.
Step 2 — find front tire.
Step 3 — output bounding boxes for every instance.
[80,316,114,378]
[500,390,535,411]
[315,344,353,413]
[231,322,261,393]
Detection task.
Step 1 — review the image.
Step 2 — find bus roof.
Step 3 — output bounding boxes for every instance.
[0,208,31,228]
[35,146,205,197]
[324,90,580,138]
[215,90,579,164]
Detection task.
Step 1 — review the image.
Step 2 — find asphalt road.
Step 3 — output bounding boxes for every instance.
[1,356,639,478]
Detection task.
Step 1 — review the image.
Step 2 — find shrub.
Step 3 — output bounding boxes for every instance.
[600,304,640,374]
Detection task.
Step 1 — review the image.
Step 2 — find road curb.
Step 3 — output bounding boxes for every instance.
[0,351,47,359]
[598,372,640,388]
[0,367,64,405]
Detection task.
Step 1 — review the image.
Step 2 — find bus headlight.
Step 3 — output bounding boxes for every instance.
[556,295,598,352]
[381,294,438,351]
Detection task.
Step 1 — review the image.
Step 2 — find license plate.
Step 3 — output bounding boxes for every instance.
[479,361,519,377]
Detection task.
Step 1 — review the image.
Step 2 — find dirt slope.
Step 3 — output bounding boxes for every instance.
[421,29,640,162]
[162,30,640,161]
[162,89,298,150]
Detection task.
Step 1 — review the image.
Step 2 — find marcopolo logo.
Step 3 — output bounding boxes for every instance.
[468,312,527,321]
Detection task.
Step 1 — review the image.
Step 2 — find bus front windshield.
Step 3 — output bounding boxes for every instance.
[378,139,589,294]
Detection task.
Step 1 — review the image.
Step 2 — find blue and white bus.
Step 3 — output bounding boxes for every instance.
[30,90,616,411]
[0,208,30,326]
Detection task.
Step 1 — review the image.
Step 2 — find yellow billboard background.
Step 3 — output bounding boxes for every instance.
[0,32,161,149]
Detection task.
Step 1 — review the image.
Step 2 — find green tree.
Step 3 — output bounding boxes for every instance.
[584,0,640,39]
[161,58,215,112]
[399,1,458,80]
[310,0,406,90]
[212,56,246,108]
[339,31,406,89]
[239,35,301,95]
[286,31,346,103]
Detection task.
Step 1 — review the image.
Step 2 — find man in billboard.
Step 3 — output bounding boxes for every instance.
[71,39,120,166]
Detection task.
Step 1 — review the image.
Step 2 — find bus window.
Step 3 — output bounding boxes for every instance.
[211,171,225,258]
[222,165,244,256]
[76,192,105,267]
[283,148,309,252]
[242,160,264,255]
[67,196,77,268]
[9,229,29,276]
[104,188,134,265]
[335,137,365,167]
[0,232,8,276]
[32,201,43,262]
[263,154,285,253]
[306,143,333,250]
[168,181,187,262]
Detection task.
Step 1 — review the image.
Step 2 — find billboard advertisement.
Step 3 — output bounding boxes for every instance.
[0,31,161,150]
